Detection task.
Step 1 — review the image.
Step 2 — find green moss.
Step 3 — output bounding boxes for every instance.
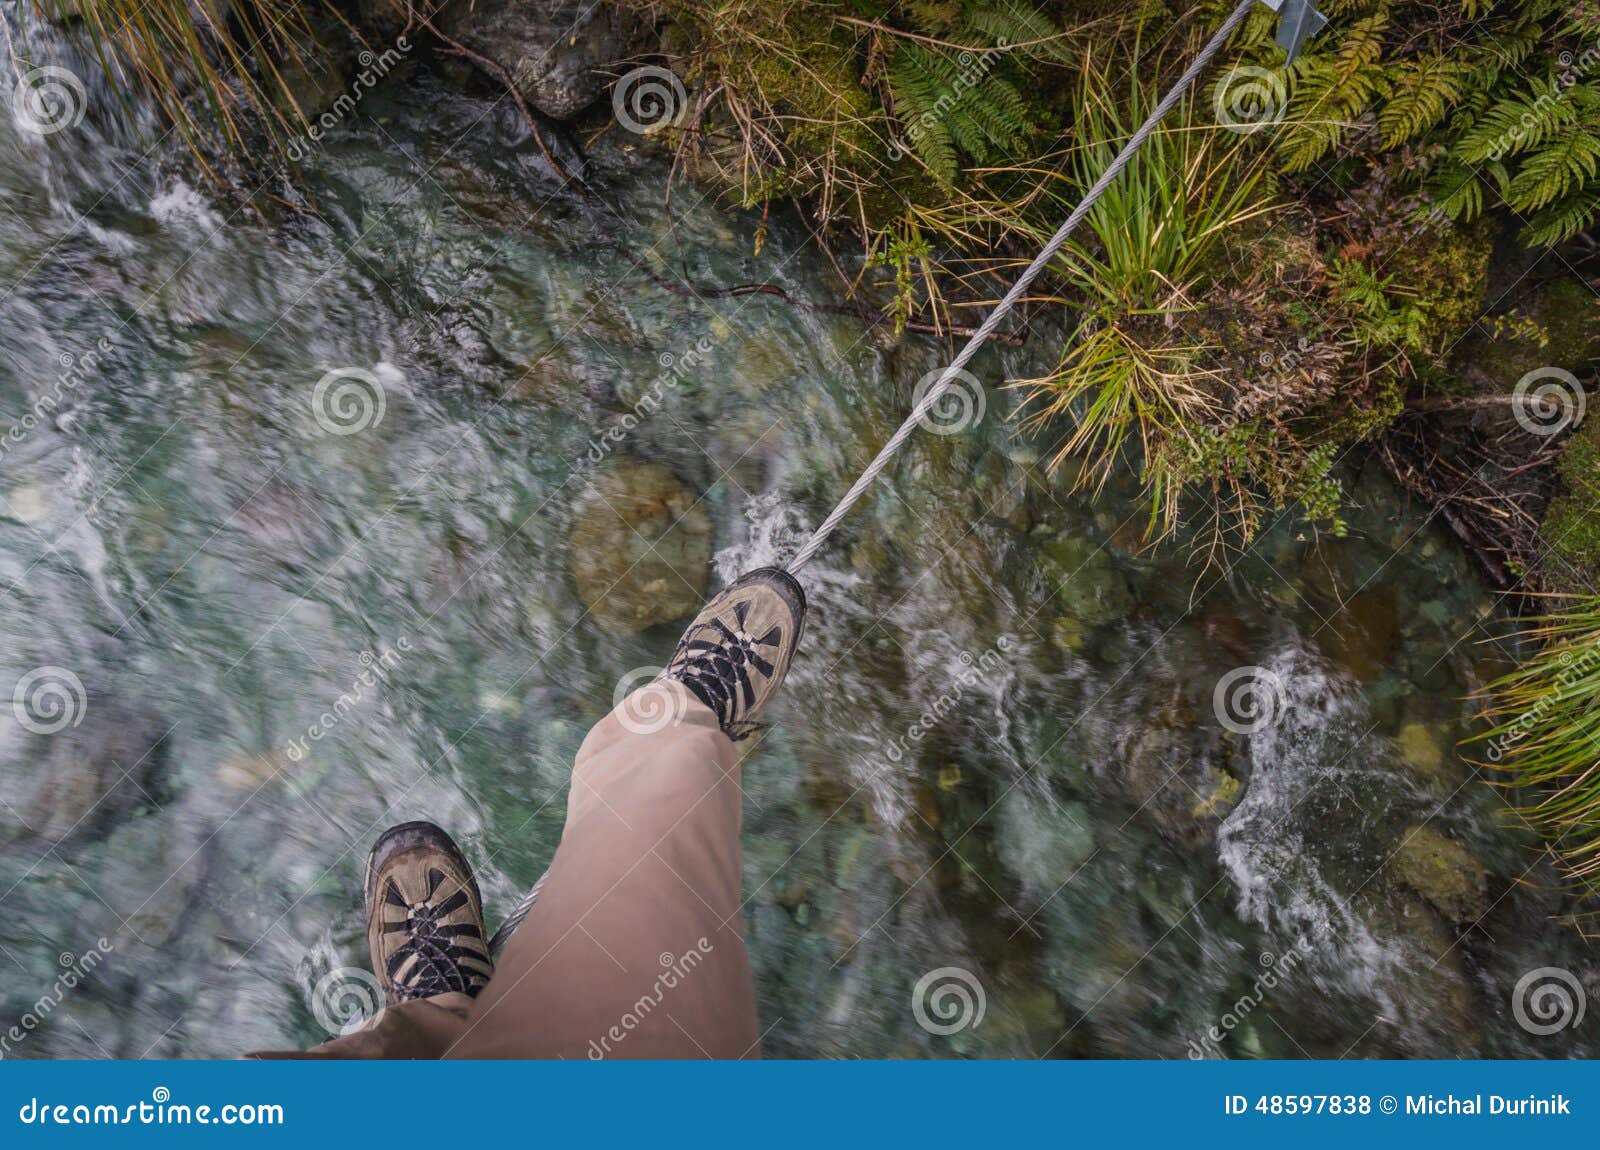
[1533,278,1600,368]
[1543,417,1600,584]
[1322,374,1406,442]
[1466,276,1600,392]
[1407,222,1491,355]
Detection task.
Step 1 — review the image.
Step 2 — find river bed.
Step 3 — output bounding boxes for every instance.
[0,20,1594,1058]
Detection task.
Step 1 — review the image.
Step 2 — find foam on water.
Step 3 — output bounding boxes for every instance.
[1213,640,1449,1047]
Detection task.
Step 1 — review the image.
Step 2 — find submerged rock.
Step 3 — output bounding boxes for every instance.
[1050,614,1086,652]
[1356,892,1480,1056]
[1200,606,1252,662]
[13,705,168,850]
[1395,721,1448,780]
[1318,587,1397,681]
[568,461,710,635]
[1390,824,1488,924]
[995,790,1094,892]
[1118,694,1238,847]
[1039,535,1133,627]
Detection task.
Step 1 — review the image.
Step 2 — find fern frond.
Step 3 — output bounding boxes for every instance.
[1378,57,1465,147]
[888,48,962,184]
[1424,157,1485,221]
[1523,184,1600,246]
[959,1,1069,63]
[1507,129,1600,212]
[887,38,1035,183]
[1455,78,1580,162]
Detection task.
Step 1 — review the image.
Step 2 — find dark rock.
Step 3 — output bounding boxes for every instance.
[438,0,649,119]
[1200,605,1252,662]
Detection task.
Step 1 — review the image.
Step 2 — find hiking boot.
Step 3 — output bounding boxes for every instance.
[364,821,494,1003]
[664,566,807,740]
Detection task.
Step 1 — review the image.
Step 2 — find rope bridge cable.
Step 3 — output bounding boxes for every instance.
[784,0,1261,575]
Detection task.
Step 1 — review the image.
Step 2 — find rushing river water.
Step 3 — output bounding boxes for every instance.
[1,17,1596,1059]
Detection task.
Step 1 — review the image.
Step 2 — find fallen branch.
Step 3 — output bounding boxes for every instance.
[1405,393,1584,413]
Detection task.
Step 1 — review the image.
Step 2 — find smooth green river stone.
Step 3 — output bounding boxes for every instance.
[1039,534,1134,626]
[568,460,711,634]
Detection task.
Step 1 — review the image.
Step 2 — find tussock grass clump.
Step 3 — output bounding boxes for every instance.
[1011,47,1280,542]
[1475,602,1600,907]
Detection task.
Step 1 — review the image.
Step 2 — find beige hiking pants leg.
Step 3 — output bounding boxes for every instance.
[264,682,759,1059]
